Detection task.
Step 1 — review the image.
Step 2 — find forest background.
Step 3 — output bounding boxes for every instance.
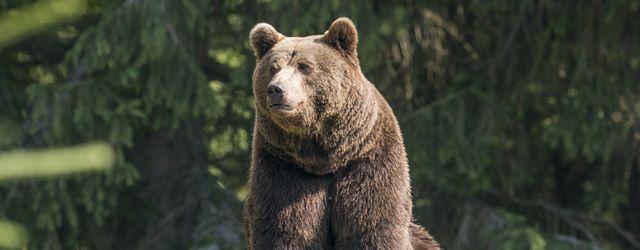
[0,0,639,249]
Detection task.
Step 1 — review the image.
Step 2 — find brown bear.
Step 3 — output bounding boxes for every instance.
[244,17,440,249]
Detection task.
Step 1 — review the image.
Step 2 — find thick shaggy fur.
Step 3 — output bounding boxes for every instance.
[245,18,440,249]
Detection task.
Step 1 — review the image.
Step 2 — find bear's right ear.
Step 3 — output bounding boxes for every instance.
[249,23,284,59]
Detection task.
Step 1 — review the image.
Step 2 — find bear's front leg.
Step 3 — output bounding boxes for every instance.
[332,156,414,249]
[245,149,331,249]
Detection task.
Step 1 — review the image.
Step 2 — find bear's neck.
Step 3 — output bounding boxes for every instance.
[257,82,381,175]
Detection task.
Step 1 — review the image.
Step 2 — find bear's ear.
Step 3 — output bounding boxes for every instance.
[322,17,358,56]
[249,23,285,59]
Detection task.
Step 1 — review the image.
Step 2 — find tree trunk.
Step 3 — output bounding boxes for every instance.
[117,124,243,249]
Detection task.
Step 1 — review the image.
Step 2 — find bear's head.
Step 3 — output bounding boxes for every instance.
[250,18,379,174]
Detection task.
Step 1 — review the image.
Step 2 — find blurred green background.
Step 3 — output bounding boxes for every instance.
[1,0,639,249]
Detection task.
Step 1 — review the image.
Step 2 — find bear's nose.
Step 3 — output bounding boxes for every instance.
[266,83,285,100]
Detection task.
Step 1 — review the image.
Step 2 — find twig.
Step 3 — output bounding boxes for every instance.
[401,85,472,122]
[509,196,640,248]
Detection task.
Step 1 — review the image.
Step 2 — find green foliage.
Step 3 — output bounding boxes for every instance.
[0,0,638,249]
[0,142,113,181]
[0,0,87,49]
[0,219,28,249]
[495,212,547,250]
[2,0,247,248]
[0,142,114,248]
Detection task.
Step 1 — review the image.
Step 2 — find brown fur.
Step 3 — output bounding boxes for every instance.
[245,17,440,249]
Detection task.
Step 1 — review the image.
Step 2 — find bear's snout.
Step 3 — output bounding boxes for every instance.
[266,82,300,112]
[267,83,285,101]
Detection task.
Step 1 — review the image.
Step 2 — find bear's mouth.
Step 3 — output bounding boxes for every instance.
[269,103,294,111]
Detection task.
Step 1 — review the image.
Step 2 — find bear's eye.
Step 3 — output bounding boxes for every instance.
[297,63,310,74]
[270,64,279,74]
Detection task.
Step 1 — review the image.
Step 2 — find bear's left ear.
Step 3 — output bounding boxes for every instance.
[250,23,285,59]
[322,17,358,56]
